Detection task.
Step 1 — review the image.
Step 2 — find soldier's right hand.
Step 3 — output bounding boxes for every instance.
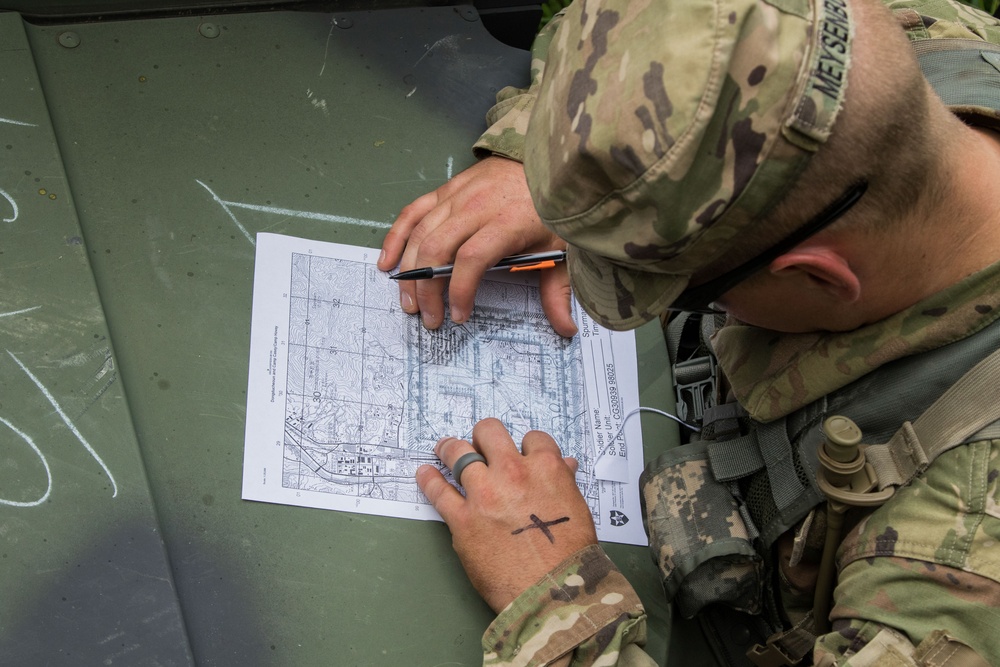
[377,155,577,337]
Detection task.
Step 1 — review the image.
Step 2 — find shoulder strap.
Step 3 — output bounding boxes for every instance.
[863,345,1000,492]
[665,312,725,424]
[748,347,1000,667]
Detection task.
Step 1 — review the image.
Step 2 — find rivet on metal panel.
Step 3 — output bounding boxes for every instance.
[456,7,479,22]
[333,16,353,29]
[58,31,81,48]
[199,22,220,39]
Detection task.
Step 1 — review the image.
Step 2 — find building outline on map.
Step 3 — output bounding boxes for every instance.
[281,250,600,517]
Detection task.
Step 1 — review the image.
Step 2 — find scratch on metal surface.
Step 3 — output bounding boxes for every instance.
[52,344,109,371]
[319,17,336,76]
[94,351,114,381]
[289,154,328,179]
[305,88,330,116]
[413,35,461,68]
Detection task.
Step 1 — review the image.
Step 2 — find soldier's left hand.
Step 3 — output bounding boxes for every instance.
[417,418,598,612]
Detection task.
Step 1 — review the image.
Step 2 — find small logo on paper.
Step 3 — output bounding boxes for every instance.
[609,510,629,526]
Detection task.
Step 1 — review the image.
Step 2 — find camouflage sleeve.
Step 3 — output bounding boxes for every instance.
[471,8,567,162]
[812,439,1000,665]
[481,544,654,666]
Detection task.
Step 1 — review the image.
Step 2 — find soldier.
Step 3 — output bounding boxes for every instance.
[381,0,1000,664]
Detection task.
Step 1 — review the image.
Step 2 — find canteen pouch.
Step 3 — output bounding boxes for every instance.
[640,441,764,619]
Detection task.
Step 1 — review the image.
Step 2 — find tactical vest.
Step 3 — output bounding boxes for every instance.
[642,313,1000,667]
[637,23,1000,663]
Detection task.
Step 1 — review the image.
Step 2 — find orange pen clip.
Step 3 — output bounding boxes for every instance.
[508,260,557,273]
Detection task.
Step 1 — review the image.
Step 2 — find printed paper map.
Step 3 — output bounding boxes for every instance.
[242,233,647,545]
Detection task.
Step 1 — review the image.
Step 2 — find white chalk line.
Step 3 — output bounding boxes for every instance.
[1,187,18,223]
[0,306,40,319]
[7,351,118,498]
[0,117,37,127]
[225,200,390,227]
[0,416,53,507]
[195,180,255,246]
[196,179,391,246]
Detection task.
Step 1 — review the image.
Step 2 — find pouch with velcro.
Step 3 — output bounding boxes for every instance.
[640,441,764,618]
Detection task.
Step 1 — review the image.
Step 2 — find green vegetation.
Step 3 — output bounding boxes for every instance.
[539,0,571,28]
[963,0,1000,15]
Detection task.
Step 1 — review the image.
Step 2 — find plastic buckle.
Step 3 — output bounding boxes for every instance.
[747,636,805,667]
[674,354,717,423]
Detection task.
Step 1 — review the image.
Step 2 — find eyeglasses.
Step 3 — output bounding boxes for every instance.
[668,180,869,314]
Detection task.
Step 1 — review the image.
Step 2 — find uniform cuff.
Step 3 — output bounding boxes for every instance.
[482,544,647,665]
[472,89,535,162]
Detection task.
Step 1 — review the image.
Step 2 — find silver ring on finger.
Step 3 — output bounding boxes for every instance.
[451,452,487,487]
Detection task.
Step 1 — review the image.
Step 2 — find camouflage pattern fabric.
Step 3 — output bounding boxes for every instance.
[639,444,763,618]
[817,627,992,666]
[471,0,1000,665]
[471,9,560,163]
[522,0,852,331]
[678,219,1000,664]
[812,439,1000,663]
[481,545,652,666]
[476,0,855,333]
[474,0,1000,162]
[888,0,1000,41]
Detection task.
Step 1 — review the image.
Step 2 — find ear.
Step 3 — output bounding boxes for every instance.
[769,245,861,303]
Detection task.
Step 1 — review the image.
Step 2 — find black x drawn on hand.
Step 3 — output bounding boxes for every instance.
[511,514,570,543]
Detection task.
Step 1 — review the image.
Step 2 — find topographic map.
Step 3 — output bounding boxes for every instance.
[244,233,647,545]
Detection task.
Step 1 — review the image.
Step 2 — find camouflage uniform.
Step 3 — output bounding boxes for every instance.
[472,0,1000,665]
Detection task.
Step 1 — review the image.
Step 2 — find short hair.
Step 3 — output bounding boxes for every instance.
[686,0,950,285]
[770,0,950,235]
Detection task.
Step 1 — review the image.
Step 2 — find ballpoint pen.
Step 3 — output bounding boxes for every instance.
[389,250,567,281]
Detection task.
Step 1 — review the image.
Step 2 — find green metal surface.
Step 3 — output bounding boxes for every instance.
[0,13,193,665]
[0,1,427,20]
[2,5,680,665]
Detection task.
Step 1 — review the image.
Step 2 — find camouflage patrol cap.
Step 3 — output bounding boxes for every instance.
[524,0,854,330]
